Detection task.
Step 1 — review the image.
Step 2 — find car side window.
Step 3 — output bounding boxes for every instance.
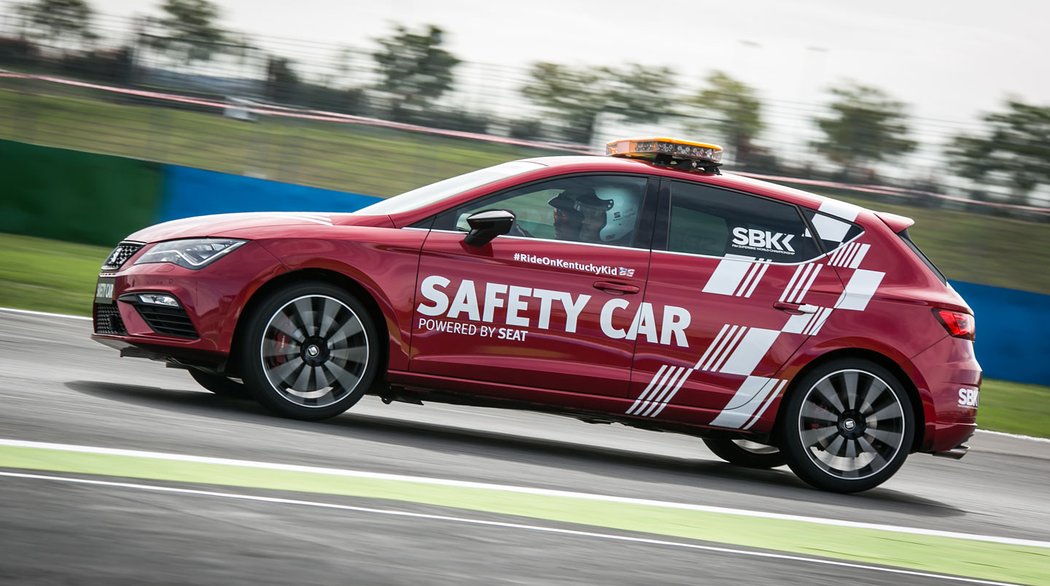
[666,181,821,262]
[435,175,649,248]
[801,209,864,252]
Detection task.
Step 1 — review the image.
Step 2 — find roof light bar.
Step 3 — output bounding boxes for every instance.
[606,137,724,167]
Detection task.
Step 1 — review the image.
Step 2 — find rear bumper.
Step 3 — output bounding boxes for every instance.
[932,442,970,460]
[910,335,982,453]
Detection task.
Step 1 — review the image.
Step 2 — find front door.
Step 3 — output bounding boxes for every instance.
[410,174,654,399]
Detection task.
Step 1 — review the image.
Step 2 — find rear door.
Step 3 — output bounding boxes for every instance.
[410,174,655,399]
[626,180,843,428]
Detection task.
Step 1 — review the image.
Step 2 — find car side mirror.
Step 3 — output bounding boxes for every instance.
[463,209,516,247]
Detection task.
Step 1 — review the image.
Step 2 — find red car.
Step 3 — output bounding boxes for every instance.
[92,138,980,493]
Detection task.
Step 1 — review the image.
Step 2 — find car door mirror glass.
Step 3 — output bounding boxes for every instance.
[464,209,516,246]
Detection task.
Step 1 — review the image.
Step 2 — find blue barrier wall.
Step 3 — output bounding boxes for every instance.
[158,165,380,222]
[156,165,1048,386]
[950,281,1049,386]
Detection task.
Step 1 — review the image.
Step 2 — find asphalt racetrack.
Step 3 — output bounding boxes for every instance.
[1,310,1047,585]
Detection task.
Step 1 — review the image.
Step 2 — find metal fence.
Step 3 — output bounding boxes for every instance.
[1,4,1046,217]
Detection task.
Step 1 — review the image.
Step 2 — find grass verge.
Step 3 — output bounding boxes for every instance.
[2,232,1047,438]
[2,86,1049,292]
[0,233,108,316]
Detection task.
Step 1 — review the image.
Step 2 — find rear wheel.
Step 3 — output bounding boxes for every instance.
[241,282,380,421]
[781,359,914,493]
[703,438,787,469]
[188,367,249,398]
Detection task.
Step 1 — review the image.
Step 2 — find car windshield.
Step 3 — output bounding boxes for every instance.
[356,161,545,216]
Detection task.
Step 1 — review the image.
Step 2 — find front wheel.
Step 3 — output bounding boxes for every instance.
[781,359,915,493]
[702,438,787,469]
[241,282,380,421]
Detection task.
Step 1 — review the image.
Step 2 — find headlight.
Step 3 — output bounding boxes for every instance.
[135,238,247,270]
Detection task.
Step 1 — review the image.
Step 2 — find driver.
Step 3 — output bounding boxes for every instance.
[548,189,587,241]
[574,187,640,245]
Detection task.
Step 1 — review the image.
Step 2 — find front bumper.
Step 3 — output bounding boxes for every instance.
[91,241,283,368]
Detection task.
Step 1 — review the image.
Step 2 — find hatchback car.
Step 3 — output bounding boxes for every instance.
[92,137,980,492]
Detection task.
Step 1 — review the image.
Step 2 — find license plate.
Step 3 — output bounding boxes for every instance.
[95,277,115,303]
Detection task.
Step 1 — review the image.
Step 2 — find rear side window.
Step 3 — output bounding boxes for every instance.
[664,181,821,262]
[899,229,947,284]
[802,209,863,251]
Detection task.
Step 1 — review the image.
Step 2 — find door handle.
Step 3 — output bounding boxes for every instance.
[593,281,640,295]
[773,301,818,315]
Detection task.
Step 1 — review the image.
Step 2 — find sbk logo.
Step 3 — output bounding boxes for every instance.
[732,228,796,253]
[958,387,980,408]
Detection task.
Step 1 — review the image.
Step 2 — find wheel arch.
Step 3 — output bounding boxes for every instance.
[773,348,927,453]
[226,268,391,380]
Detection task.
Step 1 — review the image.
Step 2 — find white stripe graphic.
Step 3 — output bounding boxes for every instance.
[733,262,760,297]
[838,242,861,268]
[835,270,885,311]
[709,377,782,428]
[829,243,854,267]
[627,365,670,415]
[648,370,692,417]
[741,261,770,298]
[779,264,809,302]
[638,367,686,417]
[832,243,852,266]
[782,311,813,334]
[818,199,862,222]
[846,243,870,269]
[694,325,730,370]
[719,328,780,376]
[807,308,834,335]
[743,379,788,430]
[787,264,822,303]
[783,307,833,336]
[639,367,689,417]
[703,326,747,372]
[702,256,754,296]
[810,215,851,242]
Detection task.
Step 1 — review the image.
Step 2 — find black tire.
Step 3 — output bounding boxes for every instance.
[188,367,250,399]
[780,359,915,493]
[703,438,787,469]
[240,281,380,421]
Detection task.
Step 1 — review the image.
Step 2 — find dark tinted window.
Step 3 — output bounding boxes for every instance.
[665,182,820,262]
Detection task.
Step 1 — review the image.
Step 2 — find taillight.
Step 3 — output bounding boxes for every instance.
[934,308,975,341]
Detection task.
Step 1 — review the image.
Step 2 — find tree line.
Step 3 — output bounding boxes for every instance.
[5,0,1050,206]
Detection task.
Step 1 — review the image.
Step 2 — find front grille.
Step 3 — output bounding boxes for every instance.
[136,305,199,338]
[93,303,127,335]
[102,242,144,271]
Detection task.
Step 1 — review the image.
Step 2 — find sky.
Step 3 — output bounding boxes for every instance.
[80,0,1047,168]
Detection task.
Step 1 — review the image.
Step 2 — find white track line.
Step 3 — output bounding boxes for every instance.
[0,307,90,321]
[0,471,1019,586]
[976,429,1050,444]
[2,439,1047,549]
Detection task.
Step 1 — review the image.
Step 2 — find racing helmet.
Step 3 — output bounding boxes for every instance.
[576,186,640,243]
